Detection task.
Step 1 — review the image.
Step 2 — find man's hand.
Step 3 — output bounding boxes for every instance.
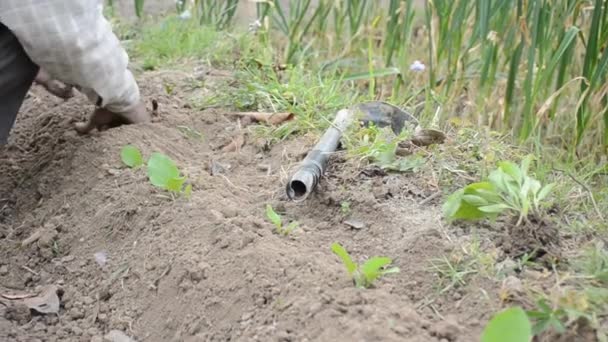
[34,69,74,99]
[74,101,150,134]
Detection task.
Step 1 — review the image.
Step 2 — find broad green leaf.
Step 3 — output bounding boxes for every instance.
[474,188,503,202]
[147,152,180,188]
[481,307,532,342]
[464,181,495,193]
[498,161,523,184]
[265,204,282,228]
[462,194,489,206]
[450,200,489,220]
[120,145,143,168]
[361,257,393,284]
[331,243,357,276]
[478,203,511,213]
[442,189,465,218]
[536,183,554,201]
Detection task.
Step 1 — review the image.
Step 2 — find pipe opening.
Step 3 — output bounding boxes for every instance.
[289,180,308,199]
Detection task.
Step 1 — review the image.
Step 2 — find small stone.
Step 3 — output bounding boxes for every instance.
[104,330,136,342]
[69,307,85,320]
[61,255,76,262]
[220,207,238,218]
[0,265,8,276]
[82,296,95,305]
[71,326,83,336]
[502,275,524,294]
[91,337,104,342]
[209,210,224,222]
[37,229,58,248]
[343,219,365,230]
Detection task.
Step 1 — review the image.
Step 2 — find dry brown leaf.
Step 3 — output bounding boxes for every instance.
[230,112,295,125]
[221,134,245,153]
[23,285,60,314]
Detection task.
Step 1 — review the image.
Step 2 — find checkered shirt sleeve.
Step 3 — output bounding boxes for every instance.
[0,0,140,112]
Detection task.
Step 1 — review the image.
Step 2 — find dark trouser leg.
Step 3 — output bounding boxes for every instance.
[0,22,39,145]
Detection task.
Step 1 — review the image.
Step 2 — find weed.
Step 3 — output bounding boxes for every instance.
[430,255,478,293]
[331,242,399,288]
[343,122,423,172]
[443,155,554,225]
[340,201,351,215]
[527,299,567,336]
[481,306,532,342]
[265,204,298,236]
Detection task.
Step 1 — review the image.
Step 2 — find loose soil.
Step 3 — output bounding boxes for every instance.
[0,68,566,342]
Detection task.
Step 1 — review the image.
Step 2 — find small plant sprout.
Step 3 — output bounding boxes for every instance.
[121,145,144,168]
[118,146,191,198]
[265,204,298,236]
[443,155,555,225]
[331,243,400,289]
[481,306,532,342]
[147,152,192,197]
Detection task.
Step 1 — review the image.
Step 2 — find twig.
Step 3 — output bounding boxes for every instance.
[21,265,39,276]
[419,191,442,205]
[553,168,605,221]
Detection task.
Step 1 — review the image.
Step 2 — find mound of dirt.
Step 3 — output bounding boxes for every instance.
[0,71,499,342]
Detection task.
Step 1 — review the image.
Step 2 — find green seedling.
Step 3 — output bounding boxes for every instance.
[340,201,351,215]
[443,155,555,225]
[119,146,191,198]
[331,242,399,288]
[526,299,566,335]
[481,306,532,342]
[120,145,144,168]
[147,152,192,196]
[265,204,298,236]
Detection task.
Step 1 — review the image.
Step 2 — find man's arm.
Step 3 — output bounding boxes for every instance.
[0,0,143,116]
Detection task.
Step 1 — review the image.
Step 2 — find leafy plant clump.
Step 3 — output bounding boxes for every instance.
[331,242,399,288]
[443,155,554,225]
[120,145,192,198]
[265,204,298,236]
[481,306,532,342]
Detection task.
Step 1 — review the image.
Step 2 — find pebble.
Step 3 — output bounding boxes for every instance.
[0,265,8,276]
[104,330,136,342]
[502,275,524,294]
[82,296,95,305]
[69,307,85,320]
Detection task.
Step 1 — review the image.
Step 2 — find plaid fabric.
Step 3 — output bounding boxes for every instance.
[0,0,139,113]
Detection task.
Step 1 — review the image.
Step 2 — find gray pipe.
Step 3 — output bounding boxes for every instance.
[285,109,353,201]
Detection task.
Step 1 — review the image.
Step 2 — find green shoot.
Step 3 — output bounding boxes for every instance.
[265,204,298,236]
[118,146,191,198]
[120,145,144,168]
[147,152,190,196]
[481,306,532,342]
[443,155,555,225]
[331,242,399,288]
